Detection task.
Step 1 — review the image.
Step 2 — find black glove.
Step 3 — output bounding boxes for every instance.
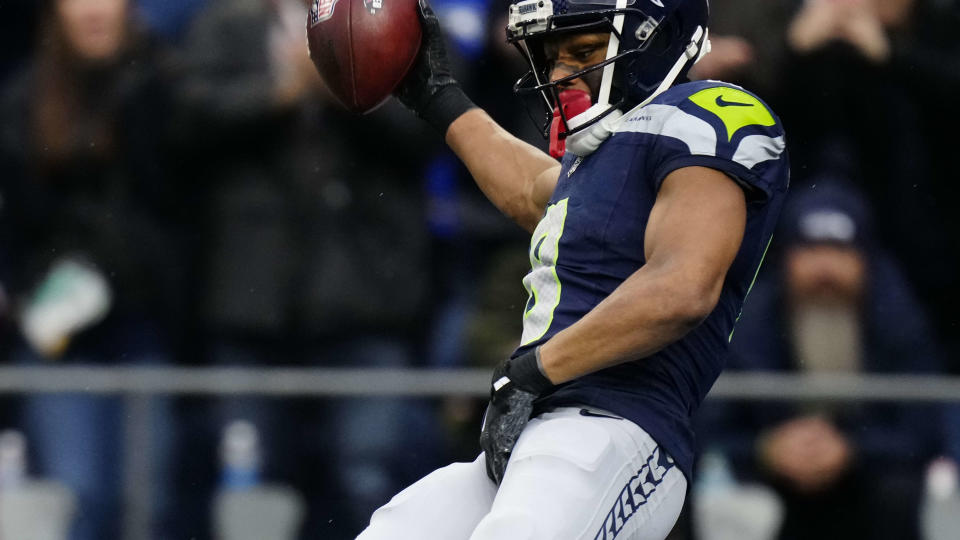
[394,0,475,133]
[479,347,555,485]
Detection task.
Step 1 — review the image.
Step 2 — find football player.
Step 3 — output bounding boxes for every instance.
[357,0,789,538]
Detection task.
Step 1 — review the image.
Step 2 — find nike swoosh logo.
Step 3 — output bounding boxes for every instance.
[715,95,754,108]
[650,0,664,6]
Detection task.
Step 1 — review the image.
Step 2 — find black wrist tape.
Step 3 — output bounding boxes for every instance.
[507,348,554,395]
[422,84,476,135]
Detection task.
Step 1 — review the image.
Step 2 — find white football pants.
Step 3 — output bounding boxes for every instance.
[356,407,687,540]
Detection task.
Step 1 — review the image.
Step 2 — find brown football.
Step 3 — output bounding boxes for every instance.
[307,0,422,113]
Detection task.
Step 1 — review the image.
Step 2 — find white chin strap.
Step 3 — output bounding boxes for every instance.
[637,25,709,109]
[565,25,710,158]
[565,104,624,157]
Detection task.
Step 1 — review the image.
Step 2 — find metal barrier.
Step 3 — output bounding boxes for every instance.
[1,366,957,540]
[1,366,959,401]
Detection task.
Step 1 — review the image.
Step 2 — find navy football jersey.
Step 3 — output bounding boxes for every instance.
[515,80,790,482]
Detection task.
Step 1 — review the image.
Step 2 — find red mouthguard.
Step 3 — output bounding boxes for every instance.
[549,90,592,158]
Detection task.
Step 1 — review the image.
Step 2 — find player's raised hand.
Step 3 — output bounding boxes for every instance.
[394,0,475,133]
[394,0,453,109]
[479,348,554,485]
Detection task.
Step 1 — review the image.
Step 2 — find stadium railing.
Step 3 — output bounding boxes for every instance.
[1,366,959,400]
[0,366,957,540]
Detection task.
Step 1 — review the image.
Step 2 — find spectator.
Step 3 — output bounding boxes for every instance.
[695,181,943,540]
[171,1,442,537]
[778,0,927,187]
[293,102,444,539]
[776,0,960,357]
[419,0,542,462]
[0,0,184,539]
[691,0,960,364]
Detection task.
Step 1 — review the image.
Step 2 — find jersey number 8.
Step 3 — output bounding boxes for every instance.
[520,198,569,346]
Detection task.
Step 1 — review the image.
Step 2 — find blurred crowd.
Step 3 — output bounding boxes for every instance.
[0,0,958,539]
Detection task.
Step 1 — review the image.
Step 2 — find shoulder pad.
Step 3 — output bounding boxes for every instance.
[685,85,777,142]
[616,81,786,171]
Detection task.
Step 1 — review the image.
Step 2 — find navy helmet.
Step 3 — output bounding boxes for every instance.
[506,0,711,139]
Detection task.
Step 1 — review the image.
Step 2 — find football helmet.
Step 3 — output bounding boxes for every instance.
[506,0,711,150]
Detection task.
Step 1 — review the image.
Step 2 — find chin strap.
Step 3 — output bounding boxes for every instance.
[564,25,710,158]
[565,104,624,157]
[636,25,709,109]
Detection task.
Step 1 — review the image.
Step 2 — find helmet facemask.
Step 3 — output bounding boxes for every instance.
[506,0,710,153]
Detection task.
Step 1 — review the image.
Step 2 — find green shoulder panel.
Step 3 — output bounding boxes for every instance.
[687,86,776,142]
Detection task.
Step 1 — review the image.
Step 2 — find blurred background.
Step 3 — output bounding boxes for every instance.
[0,0,958,539]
